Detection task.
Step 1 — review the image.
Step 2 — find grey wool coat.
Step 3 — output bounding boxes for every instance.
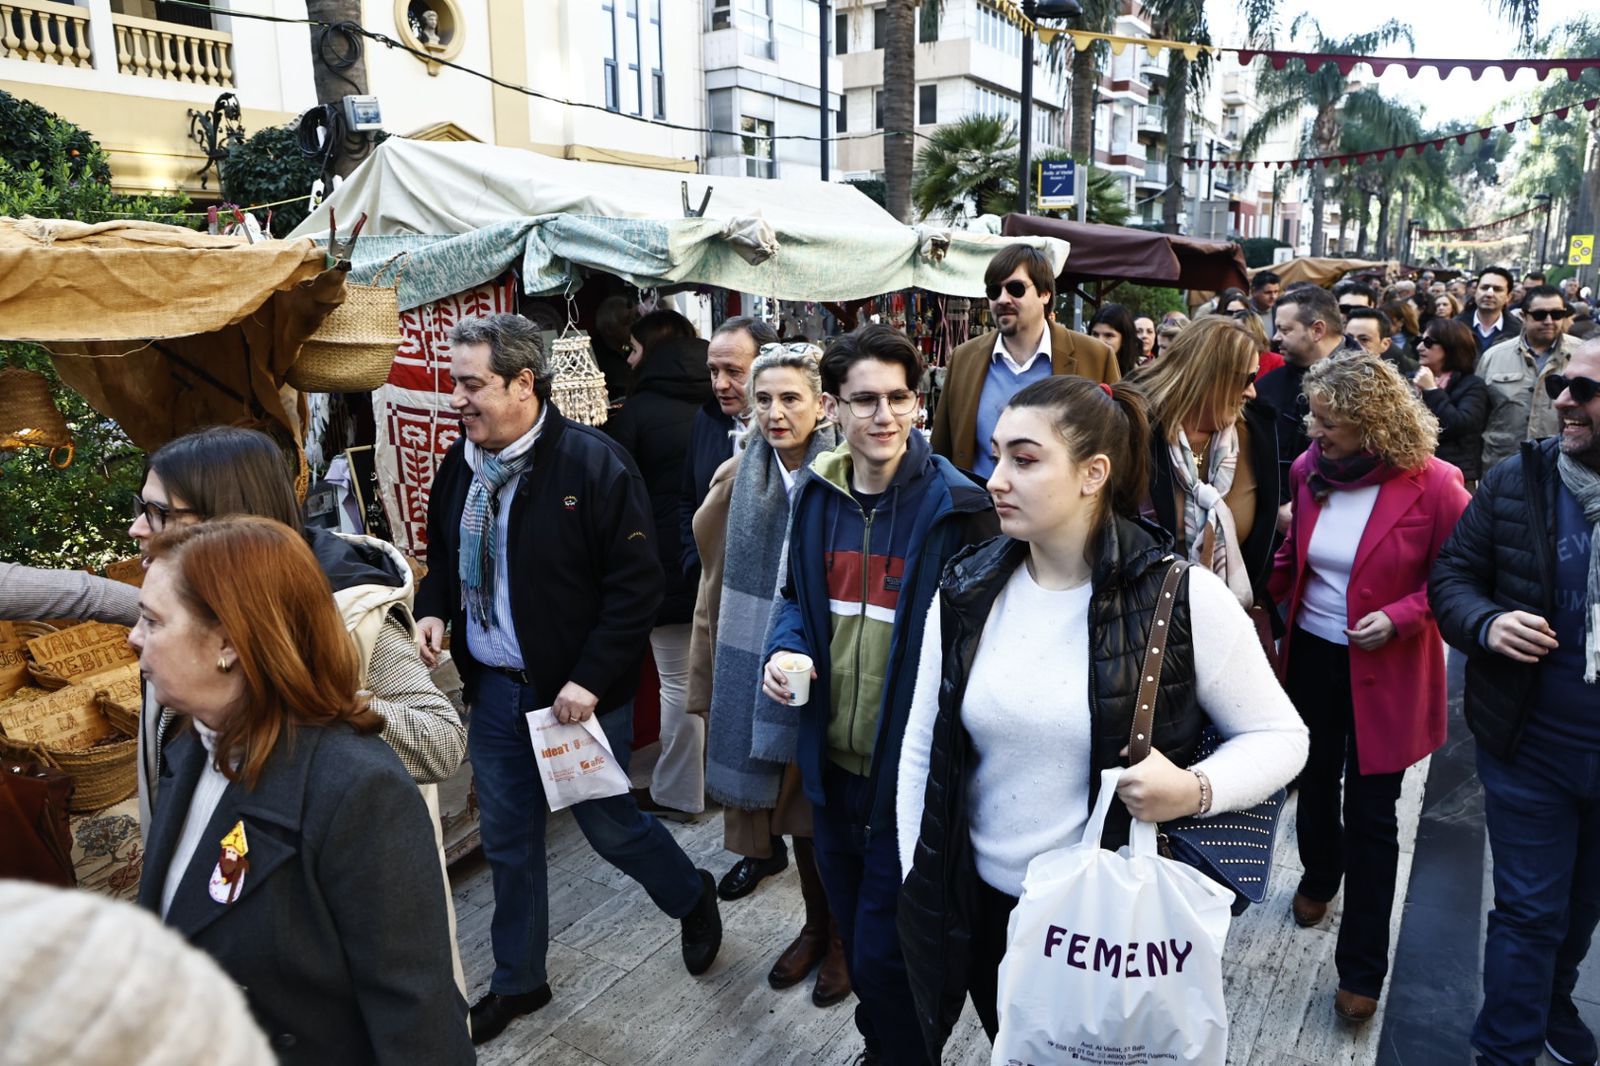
[137,723,472,1066]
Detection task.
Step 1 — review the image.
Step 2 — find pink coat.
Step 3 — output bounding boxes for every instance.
[1268,452,1471,775]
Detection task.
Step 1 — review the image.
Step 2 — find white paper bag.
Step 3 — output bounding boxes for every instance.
[992,768,1235,1066]
[526,707,631,812]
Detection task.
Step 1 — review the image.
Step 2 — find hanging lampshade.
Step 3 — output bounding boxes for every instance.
[547,331,611,427]
[0,367,74,468]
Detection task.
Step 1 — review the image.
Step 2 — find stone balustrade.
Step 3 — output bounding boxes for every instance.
[0,0,93,67]
[111,11,232,87]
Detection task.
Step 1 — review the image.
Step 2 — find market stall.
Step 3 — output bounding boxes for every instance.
[999,214,1250,303]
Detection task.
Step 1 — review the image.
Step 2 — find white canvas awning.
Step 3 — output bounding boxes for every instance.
[288,139,1069,306]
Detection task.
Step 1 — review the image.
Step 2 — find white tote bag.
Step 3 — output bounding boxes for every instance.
[991,768,1235,1066]
[526,707,632,811]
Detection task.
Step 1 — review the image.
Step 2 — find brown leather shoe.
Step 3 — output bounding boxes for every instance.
[767,924,827,989]
[811,919,852,1007]
[1334,988,1379,1023]
[1291,891,1328,928]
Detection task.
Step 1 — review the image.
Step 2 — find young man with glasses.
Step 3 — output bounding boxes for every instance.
[930,244,1119,477]
[1480,284,1582,473]
[1431,337,1600,1066]
[761,325,996,1066]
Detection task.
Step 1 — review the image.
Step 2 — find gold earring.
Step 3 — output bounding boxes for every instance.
[216,655,231,674]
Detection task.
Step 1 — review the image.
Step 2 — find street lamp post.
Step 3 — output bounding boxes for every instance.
[1015,0,1083,214]
[819,0,829,180]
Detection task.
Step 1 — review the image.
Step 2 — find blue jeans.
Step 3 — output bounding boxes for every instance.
[1474,735,1600,1065]
[468,669,703,996]
[811,763,930,1066]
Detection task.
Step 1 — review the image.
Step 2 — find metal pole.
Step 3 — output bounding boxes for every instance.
[1017,0,1036,213]
[819,0,829,180]
[1540,198,1552,268]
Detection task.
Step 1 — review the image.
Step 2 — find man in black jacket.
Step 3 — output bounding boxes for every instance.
[679,314,778,572]
[1456,266,1522,358]
[1257,285,1345,524]
[1429,338,1600,1066]
[415,314,722,1047]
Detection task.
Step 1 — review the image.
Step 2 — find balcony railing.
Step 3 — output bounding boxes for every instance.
[112,12,232,87]
[1,0,93,67]
[1141,160,1167,184]
[1137,105,1165,131]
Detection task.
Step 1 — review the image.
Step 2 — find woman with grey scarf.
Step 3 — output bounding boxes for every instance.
[685,343,849,1008]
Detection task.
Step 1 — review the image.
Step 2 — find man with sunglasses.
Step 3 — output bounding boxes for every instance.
[1480,285,1582,473]
[1456,267,1522,358]
[1431,337,1600,1066]
[761,326,997,1066]
[930,244,1119,477]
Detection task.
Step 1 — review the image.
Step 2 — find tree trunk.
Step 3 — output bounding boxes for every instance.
[1070,45,1099,160]
[1309,165,1326,256]
[1338,204,1350,256]
[304,0,369,179]
[1355,196,1369,257]
[1375,180,1392,259]
[881,0,916,222]
[1397,178,1411,262]
[1162,51,1189,234]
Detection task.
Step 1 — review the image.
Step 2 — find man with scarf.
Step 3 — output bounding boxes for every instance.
[415,314,721,1048]
[1432,337,1600,1066]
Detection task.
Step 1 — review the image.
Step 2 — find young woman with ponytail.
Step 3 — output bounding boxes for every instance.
[894,376,1309,1059]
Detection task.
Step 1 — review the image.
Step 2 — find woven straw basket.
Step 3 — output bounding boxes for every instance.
[0,367,74,467]
[0,694,138,813]
[287,254,407,393]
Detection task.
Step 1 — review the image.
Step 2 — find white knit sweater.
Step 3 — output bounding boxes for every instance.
[896,562,1309,896]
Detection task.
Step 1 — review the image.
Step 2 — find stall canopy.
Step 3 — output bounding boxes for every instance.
[1249,258,1464,287]
[287,139,1070,306]
[0,217,343,449]
[999,214,1250,294]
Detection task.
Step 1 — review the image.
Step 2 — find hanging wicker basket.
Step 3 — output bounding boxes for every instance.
[548,330,611,427]
[0,367,74,468]
[287,254,407,394]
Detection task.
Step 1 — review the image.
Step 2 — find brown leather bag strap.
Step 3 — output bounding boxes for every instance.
[1127,559,1188,765]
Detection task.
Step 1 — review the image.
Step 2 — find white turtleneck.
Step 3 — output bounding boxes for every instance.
[160,720,235,919]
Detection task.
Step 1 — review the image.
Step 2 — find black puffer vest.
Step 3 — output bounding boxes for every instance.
[897,516,1203,1061]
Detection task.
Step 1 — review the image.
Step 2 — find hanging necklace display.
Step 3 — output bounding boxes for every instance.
[548,290,611,427]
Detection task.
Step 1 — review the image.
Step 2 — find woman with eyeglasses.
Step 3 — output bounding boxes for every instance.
[1413,318,1490,487]
[686,342,848,1006]
[1269,351,1470,1023]
[1131,316,1281,619]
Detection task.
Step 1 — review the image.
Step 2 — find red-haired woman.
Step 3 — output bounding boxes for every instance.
[132,517,472,1066]
[1414,317,1490,487]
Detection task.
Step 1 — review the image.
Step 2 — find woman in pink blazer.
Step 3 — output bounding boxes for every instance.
[1268,351,1470,1024]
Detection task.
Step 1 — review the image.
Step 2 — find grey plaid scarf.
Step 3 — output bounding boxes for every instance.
[460,416,541,627]
[1557,452,1600,683]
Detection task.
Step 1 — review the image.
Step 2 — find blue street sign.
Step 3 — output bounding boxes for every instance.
[1037,159,1077,209]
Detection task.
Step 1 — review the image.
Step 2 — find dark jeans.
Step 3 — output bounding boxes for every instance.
[968,877,1021,1041]
[468,669,703,996]
[811,763,930,1066]
[1473,735,1600,1065]
[1287,627,1406,999]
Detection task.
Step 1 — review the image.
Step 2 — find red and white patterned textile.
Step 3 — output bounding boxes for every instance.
[372,276,517,561]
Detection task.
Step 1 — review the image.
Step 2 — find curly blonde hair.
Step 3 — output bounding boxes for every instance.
[1302,351,1437,471]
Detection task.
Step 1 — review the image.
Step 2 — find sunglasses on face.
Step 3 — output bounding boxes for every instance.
[1338,304,1364,316]
[1524,308,1572,323]
[1545,374,1600,404]
[1417,336,1437,349]
[986,279,1031,301]
[1242,370,1259,387]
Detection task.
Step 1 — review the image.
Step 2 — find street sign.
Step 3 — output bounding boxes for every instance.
[1037,160,1076,209]
[1570,234,1595,265]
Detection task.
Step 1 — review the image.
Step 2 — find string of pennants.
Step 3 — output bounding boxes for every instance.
[1179,96,1600,173]
[1415,204,1546,238]
[983,12,1600,83]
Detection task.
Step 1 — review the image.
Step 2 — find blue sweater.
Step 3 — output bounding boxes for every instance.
[970,354,1052,479]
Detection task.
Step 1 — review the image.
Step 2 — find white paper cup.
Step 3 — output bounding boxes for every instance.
[779,653,814,706]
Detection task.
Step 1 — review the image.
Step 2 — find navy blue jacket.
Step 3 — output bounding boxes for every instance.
[765,432,997,832]
[679,401,738,574]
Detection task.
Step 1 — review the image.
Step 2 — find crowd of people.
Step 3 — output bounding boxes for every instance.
[2,242,1598,1066]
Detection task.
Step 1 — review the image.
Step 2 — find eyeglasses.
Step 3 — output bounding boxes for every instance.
[986,279,1031,302]
[1524,308,1572,322]
[1416,336,1437,349]
[840,391,919,418]
[1242,370,1259,388]
[1338,304,1364,316]
[1545,374,1600,405]
[131,493,201,531]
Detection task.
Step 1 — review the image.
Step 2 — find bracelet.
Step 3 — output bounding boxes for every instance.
[1191,768,1213,816]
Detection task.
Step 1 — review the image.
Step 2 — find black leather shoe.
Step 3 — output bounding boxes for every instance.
[717,848,789,901]
[469,985,552,1045]
[1547,991,1599,1066]
[681,869,723,975]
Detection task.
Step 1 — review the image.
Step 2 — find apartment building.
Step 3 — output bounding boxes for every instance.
[833,0,1067,190]
[0,0,706,197]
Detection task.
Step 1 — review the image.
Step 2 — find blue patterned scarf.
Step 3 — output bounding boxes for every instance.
[460,416,541,627]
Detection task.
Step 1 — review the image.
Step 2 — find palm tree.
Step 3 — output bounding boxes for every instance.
[881,0,917,221]
[1066,0,1119,159]
[910,115,1130,224]
[1239,17,1413,256]
[1141,0,1210,233]
[912,115,1017,222]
